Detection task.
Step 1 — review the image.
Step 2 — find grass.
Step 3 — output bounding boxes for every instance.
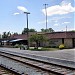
[29,47,59,51]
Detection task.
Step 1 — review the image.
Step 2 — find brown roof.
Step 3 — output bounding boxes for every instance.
[46,32,75,39]
[9,32,37,40]
[9,32,75,40]
[66,32,75,38]
[10,34,27,40]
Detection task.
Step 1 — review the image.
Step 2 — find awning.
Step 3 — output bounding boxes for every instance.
[10,39,23,42]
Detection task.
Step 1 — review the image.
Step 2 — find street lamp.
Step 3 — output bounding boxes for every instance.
[43,4,48,31]
[24,12,30,50]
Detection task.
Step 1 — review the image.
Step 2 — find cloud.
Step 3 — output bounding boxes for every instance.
[55,27,74,32]
[54,23,59,26]
[51,16,71,21]
[13,12,20,15]
[42,3,75,16]
[17,6,28,12]
[38,20,48,24]
[63,28,75,31]
[60,0,71,5]
[13,6,28,15]
[62,22,70,24]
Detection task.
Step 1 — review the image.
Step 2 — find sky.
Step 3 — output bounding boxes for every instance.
[0,0,75,34]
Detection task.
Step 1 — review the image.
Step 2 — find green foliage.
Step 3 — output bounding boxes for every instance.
[22,28,36,34]
[2,31,11,39]
[69,30,75,32]
[41,28,54,32]
[14,44,20,48]
[29,34,48,49]
[13,32,18,35]
[59,44,65,49]
[1,31,19,39]
[41,47,58,51]
[29,29,36,32]
[20,44,27,50]
[2,32,8,38]
[29,47,58,51]
[22,28,29,34]
[30,34,47,42]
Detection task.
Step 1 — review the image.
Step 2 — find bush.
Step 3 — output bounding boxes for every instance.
[20,45,27,50]
[14,44,20,48]
[43,46,51,48]
[59,44,65,49]
[0,45,3,47]
[41,48,50,50]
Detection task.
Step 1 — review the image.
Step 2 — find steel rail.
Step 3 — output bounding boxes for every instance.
[0,51,75,75]
[0,65,20,75]
[0,49,75,69]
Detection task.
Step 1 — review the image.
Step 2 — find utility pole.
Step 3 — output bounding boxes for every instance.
[66,25,67,32]
[43,4,48,30]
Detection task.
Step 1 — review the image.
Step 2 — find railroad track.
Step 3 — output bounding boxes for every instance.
[0,50,75,75]
[0,65,19,75]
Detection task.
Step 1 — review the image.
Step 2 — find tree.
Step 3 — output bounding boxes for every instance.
[7,31,11,37]
[13,32,18,35]
[2,31,12,39]
[41,28,54,32]
[0,34,2,39]
[48,28,54,32]
[29,34,47,49]
[29,29,36,32]
[22,28,36,34]
[70,30,75,32]
[41,28,45,32]
[2,32,8,38]
[22,28,29,34]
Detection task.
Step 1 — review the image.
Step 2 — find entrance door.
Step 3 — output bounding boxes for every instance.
[73,38,75,48]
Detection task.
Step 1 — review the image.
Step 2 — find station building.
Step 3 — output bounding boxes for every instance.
[0,31,75,48]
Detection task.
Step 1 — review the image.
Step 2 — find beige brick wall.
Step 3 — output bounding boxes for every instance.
[47,38,73,48]
[64,39,72,48]
[29,38,73,48]
[48,39,62,47]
